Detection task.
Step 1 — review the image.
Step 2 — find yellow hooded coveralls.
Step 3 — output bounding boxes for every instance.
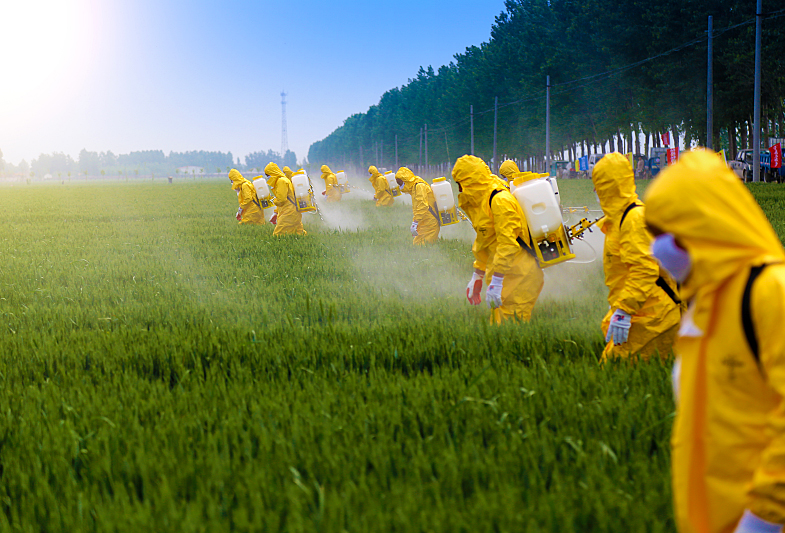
[396,167,440,245]
[592,152,681,360]
[645,150,785,533]
[453,155,544,324]
[320,165,341,202]
[499,160,520,183]
[368,166,394,206]
[229,169,265,225]
[265,162,305,236]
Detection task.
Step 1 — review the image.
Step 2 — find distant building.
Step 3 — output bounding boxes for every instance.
[176,166,204,175]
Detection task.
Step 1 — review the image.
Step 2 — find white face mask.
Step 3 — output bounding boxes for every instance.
[651,233,691,283]
[594,191,601,204]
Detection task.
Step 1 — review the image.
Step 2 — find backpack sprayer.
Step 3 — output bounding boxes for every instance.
[431,177,471,226]
[252,175,275,209]
[509,172,575,267]
[291,171,318,213]
[335,170,350,194]
[384,171,402,197]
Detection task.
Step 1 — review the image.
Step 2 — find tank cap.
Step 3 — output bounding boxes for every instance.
[432,177,447,183]
[512,172,536,186]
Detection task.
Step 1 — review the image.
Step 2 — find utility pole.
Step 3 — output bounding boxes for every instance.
[707,16,714,150]
[395,135,398,169]
[753,0,762,182]
[425,124,429,168]
[493,96,498,173]
[546,76,551,175]
[280,91,289,158]
[419,128,423,167]
[470,105,475,156]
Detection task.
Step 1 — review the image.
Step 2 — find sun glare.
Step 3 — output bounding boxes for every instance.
[0,1,94,121]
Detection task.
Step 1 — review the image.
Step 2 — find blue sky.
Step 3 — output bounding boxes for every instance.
[0,0,507,166]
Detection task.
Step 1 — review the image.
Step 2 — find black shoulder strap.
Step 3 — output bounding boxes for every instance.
[742,264,769,364]
[656,276,681,305]
[619,202,640,229]
[489,189,539,265]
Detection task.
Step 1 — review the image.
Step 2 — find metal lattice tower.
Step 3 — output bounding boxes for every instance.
[280,91,289,157]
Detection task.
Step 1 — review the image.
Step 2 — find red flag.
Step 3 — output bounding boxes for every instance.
[666,147,679,165]
[661,132,671,146]
[770,143,782,169]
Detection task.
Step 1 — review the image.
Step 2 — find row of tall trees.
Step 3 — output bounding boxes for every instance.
[308,0,785,170]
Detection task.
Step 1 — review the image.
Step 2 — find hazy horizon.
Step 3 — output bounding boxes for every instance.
[1,0,506,166]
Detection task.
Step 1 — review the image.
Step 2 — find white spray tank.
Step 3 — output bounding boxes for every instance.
[335,170,349,193]
[430,177,459,225]
[546,176,561,206]
[252,176,274,209]
[385,171,401,197]
[511,175,575,267]
[291,171,317,212]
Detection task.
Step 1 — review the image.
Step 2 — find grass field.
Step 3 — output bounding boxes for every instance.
[0,176,777,532]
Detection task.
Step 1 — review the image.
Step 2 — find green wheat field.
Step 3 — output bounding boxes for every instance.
[1,177,783,532]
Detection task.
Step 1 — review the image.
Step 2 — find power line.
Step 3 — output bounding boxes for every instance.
[331,9,785,159]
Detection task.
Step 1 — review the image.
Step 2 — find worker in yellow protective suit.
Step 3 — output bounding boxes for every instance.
[592,152,680,361]
[498,160,520,184]
[645,150,785,533]
[228,169,265,225]
[282,166,294,179]
[368,165,394,206]
[395,167,440,245]
[452,155,544,324]
[265,162,305,236]
[320,165,341,202]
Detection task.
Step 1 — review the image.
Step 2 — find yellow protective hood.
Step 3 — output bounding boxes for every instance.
[499,160,520,182]
[592,152,638,220]
[395,167,426,194]
[320,165,333,180]
[368,165,383,182]
[283,166,293,179]
[644,149,785,301]
[229,168,246,191]
[265,162,286,189]
[452,155,503,211]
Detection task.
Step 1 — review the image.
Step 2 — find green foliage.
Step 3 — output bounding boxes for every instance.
[309,0,785,167]
[2,178,780,531]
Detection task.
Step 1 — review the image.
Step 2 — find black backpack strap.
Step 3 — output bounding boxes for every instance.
[489,189,539,265]
[619,202,640,229]
[742,264,769,364]
[656,276,681,305]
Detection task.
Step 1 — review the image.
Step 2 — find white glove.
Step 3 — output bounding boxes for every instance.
[605,309,632,345]
[410,221,419,236]
[734,510,783,533]
[466,271,484,305]
[235,207,243,221]
[486,274,504,308]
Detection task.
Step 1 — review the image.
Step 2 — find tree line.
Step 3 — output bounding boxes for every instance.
[308,0,785,171]
[0,148,298,178]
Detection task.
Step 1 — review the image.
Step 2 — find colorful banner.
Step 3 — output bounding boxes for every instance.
[661,132,671,146]
[626,153,634,167]
[718,149,727,163]
[666,147,679,165]
[770,143,782,169]
[579,155,588,171]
